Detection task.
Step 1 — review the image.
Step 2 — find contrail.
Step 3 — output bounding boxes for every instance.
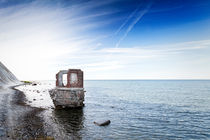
[115,2,153,48]
[114,7,139,35]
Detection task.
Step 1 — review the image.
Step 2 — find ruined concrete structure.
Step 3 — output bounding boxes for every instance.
[56,69,83,88]
[50,69,85,109]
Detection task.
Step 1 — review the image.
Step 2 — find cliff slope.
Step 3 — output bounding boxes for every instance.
[0,62,19,86]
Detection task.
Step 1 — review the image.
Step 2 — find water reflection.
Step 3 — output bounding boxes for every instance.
[52,108,84,139]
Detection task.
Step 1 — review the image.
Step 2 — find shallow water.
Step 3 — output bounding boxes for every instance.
[82,80,210,139]
[19,80,210,139]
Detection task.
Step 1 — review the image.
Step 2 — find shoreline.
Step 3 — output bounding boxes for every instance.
[8,85,47,139]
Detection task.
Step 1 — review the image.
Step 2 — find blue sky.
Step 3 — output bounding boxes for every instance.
[0,0,210,80]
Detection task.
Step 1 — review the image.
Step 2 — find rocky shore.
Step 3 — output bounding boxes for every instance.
[9,87,46,139]
[0,62,53,139]
[0,62,86,139]
[0,85,48,139]
[14,81,84,140]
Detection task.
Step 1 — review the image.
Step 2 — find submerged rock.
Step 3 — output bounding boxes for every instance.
[94,120,111,126]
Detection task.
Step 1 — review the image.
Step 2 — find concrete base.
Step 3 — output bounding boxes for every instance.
[49,87,85,109]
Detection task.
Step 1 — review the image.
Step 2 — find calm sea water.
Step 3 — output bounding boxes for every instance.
[43,80,210,139]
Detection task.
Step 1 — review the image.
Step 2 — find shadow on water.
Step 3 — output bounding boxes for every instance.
[52,108,84,139]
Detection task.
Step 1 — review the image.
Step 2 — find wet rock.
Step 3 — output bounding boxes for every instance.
[35,136,54,140]
[94,120,111,126]
[0,128,6,137]
[45,136,55,140]
[32,83,37,86]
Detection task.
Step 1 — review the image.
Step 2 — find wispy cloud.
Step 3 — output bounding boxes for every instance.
[1,0,210,80]
[54,39,210,79]
[0,1,121,80]
[114,6,140,35]
[115,1,153,47]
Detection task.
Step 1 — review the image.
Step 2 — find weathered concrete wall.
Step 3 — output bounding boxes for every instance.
[50,88,85,108]
[56,70,68,87]
[67,69,83,88]
[56,69,83,88]
[52,69,85,109]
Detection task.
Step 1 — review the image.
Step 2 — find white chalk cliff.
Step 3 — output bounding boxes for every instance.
[0,62,19,87]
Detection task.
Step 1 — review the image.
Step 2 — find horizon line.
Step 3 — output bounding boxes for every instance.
[22,79,210,81]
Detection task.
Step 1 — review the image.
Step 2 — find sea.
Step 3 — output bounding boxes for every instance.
[17,80,210,139]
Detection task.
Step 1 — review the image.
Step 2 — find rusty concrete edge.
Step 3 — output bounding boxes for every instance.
[54,87,84,91]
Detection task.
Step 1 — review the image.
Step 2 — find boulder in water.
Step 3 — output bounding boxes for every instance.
[94,120,111,126]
